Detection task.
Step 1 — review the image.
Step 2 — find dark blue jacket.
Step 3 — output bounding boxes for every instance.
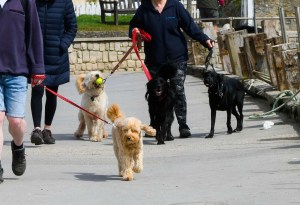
[129,0,210,67]
[0,0,44,76]
[36,0,77,86]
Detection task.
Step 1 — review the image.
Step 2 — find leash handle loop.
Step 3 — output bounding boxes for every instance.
[132,28,152,81]
[205,48,214,71]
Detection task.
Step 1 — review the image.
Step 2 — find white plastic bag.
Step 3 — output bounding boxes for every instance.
[263,121,274,129]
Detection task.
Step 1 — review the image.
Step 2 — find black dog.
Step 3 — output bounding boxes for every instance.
[145,64,177,145]
[203,70,245,138]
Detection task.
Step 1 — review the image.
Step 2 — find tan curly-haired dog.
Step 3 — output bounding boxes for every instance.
[107,104,156,181]
[74,71,108,142]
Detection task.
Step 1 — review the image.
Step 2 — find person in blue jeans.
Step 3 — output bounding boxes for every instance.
[30,0,77,145]
[0,0,45,183]
[129,0,214,138]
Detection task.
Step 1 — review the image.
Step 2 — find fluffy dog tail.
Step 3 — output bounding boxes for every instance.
[76,74,86,94]
[141,124,156,137]
[107,104,124,123]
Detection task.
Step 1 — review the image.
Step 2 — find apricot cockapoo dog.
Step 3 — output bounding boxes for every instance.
[74,71,108,142]
[107,104,156,181]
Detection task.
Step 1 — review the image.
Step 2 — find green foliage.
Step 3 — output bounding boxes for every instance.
[76,15,134,31]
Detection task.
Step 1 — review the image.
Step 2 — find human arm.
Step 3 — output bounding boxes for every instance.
[25,0,45,76]
[26,0,45,86]
[60,0,78,52]
[128,8,144,39]
[176,1,214,48]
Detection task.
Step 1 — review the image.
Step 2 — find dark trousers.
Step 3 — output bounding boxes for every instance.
[31,85,59,128]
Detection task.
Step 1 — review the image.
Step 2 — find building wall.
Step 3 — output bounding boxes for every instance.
[255,0,300,17]
[69,37,145,74]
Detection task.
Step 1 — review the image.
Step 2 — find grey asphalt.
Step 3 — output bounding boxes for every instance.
[0,71,300,205]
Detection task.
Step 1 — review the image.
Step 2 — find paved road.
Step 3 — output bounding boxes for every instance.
[0,71,300,205]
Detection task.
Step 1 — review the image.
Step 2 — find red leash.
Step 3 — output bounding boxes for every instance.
[132,28,152,81]
[40,84,113,126]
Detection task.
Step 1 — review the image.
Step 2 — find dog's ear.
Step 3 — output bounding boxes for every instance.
[76,74,86,94]
[157,63,177,80]
[140,124,156,137]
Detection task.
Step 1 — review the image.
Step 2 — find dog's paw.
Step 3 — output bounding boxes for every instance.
[227,129,233,134]
[122,175,133,181]
[90,136,101,142]
[157,141,165,145]
[205,134,214,138]
[74,132,83,139]
[103,129,108,138]
[233,128,242,132]
[165,135,174,141]
[133,166,142,173]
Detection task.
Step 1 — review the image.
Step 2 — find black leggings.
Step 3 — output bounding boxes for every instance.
[31,85,59,128]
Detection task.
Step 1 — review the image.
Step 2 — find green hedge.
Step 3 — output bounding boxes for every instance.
[77,15,134,31]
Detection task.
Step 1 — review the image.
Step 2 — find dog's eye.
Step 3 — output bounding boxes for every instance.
[131,129,139,133]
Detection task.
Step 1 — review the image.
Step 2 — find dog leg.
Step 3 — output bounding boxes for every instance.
[237,101,244,131]
[156,130,165,145]
[227,109,233,134]
[103,128,108,138]
[205,109,216,138]
[232,107,242,132]
[132,151,143,173]
[166,114,174,141]
[122,158,134,181]
[89,120,102,142]
[74,111,85,139]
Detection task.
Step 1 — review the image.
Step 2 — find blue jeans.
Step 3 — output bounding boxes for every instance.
[0,75,28,118]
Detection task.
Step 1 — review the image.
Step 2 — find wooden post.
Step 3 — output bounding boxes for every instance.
[238,46,251,78]
[264,36,283,87]
[217,28,235,73]
[225,29,248,77]
[272,43,299,91]
[261,20,281,38]
[265,43,278,86]
[243,33,269,81]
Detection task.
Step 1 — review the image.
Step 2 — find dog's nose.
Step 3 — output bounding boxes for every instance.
[127,136,131,141]
[96,74,100,78]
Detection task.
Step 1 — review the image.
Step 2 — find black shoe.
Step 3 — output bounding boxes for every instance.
[30,129,44,145]
[42,129,55,144]
[179,124,191,138]
[11,141,26,176]
[0,168,3,183]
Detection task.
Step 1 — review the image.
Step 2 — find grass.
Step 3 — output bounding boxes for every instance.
[76,15,134,31]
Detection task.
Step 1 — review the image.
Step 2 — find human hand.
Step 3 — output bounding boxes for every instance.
[206,39,215,49]
[31,74,45,87]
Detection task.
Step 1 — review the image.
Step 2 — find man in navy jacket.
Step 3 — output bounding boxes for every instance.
[129,0,214,138]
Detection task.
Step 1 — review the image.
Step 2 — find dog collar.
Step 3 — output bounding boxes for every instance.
[90,95,99,101]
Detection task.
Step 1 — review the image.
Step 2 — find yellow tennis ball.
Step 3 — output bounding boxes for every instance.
[95,77,103,85]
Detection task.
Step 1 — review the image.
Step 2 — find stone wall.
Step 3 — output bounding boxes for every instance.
[69,37,145,75]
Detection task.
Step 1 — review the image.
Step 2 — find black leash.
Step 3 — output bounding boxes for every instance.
[204,48,215,71]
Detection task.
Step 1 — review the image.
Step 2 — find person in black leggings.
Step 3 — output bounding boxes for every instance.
[30,0,77,145]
